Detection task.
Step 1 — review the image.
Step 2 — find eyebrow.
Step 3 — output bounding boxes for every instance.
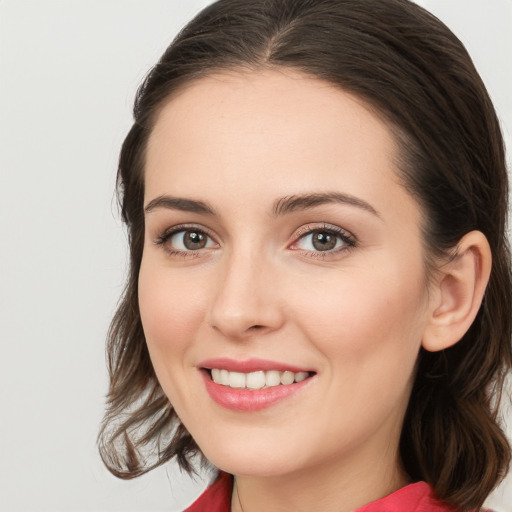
[144,191,380,218]
[272,192,380,218]
[144,195,217,215]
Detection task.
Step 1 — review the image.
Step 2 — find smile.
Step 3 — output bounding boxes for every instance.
[209,369,310,390]
[199,358,316,411]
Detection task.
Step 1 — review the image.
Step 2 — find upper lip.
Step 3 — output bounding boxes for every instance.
[198,357,314,374]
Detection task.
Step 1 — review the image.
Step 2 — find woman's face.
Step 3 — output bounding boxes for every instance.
[139,69,433,480]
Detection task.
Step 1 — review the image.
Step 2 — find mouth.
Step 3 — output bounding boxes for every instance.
[198,358,316,411]
[206,368,314,390]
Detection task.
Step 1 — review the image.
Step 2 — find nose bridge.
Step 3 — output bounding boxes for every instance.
[208,240,283,339]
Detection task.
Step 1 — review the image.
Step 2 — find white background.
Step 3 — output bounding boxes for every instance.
[0,1,511,511]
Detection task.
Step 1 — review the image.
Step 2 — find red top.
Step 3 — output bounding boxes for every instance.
[185,472,493,511]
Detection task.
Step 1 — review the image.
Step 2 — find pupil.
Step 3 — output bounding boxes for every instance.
[313,232,336,251]
[184,231,206,250]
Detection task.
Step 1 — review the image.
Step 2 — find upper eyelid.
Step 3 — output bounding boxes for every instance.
[293,223,355,240]
[157,223,217,240]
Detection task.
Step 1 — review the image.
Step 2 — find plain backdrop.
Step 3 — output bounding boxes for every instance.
[0,1,511,511]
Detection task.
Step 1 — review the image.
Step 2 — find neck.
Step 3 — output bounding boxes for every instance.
[231,443,409,512]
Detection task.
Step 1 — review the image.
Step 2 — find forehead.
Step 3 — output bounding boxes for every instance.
[144,69,416,225]
[147,69,396,169]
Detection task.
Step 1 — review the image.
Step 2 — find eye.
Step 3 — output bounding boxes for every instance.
[171,230,214,250]
[155,226,218,254]
[291,225,356,254]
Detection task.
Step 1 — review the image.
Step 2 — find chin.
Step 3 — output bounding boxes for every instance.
[210,452,303,478]
[195,428,307,478]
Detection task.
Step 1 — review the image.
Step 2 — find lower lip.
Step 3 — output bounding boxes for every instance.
[202,372,313,411]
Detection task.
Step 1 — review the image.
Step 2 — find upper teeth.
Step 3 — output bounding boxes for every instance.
[210,369,309,390]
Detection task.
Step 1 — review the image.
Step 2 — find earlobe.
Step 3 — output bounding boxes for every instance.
[422,231,492,352]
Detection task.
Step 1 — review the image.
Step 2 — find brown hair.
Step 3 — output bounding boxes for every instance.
[98,0,512,508]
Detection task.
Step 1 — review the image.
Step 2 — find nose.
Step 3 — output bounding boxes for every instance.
[207,249,285,340]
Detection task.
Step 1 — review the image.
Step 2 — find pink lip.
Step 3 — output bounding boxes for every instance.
[198,358,316,412]
[198,357,312,373]
[201,372,313,411]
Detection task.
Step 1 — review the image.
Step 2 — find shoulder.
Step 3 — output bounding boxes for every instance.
[355,481,473,512]
[184,476,499,512]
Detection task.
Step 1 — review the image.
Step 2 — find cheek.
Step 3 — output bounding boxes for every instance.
[292,265,427,440]
[138,259,209,373]
[291,258,427,376]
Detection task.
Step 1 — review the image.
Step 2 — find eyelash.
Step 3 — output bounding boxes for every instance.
[291,223,356,258]
[154,224,218,259]
[153,223,357,259]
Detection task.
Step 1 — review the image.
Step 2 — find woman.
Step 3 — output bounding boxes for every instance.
[98,0,511,510]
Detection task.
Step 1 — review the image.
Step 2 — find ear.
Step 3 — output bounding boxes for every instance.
[422,231,492,352]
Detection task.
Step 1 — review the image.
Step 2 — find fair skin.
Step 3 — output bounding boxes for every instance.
[138,69,491,512]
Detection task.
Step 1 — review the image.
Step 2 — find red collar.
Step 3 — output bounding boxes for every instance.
[185,472,469,511]
[186,472,232,511]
